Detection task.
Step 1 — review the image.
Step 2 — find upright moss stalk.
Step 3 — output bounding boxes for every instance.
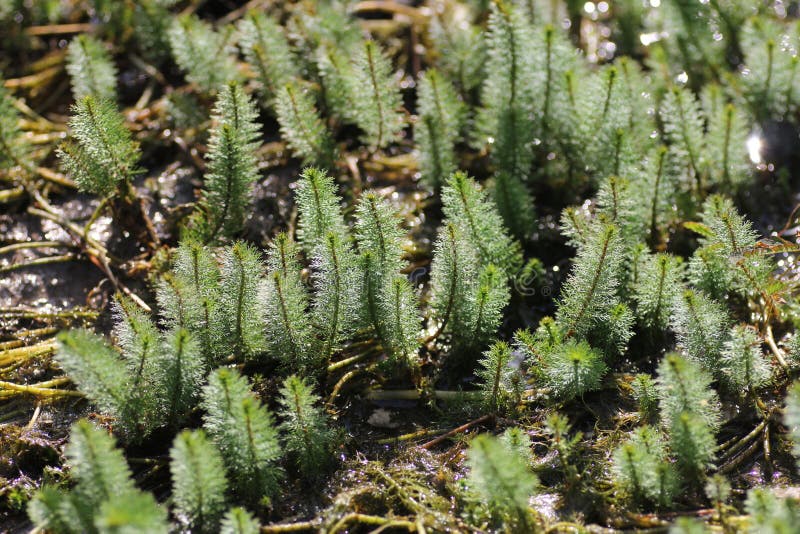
[196,82,262,242]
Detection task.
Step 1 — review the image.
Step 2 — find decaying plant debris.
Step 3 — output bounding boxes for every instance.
[4,0,800,532]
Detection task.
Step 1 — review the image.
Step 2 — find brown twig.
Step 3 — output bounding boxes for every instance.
[327,351,372,373]
[352,1,427,23]
[765,325,789,371]
[326,369,364,409]
[260,519,319,533]
[420,414,493,449]
[0,241,69,255]
[24,23,92,36]
[0,377,82,398]
[0,254,78,274]
[329,513,416,534]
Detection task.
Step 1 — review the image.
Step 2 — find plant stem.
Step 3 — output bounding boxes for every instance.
[0,377,82,398]
[329,513,416,534]
[420,414,493,449]
[765,325,789,371]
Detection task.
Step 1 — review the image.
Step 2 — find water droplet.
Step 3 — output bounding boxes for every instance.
[747,133,763,164]
[640,32,661,46]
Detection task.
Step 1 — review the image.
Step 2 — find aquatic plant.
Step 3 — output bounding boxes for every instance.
[2,0,799,531]
[192,82,262,242]
[58,96,139,196]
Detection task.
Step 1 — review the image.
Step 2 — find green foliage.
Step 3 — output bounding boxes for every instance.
[671,289,730,368]
[220,507,261,534]
[669,517,711,534]
[499,427,534,466]
[217,242,266,359]
[237,11,299,103]
[477,1,536,178]
[476,341,522,413]
[169,430,228,532]
[157,327,204,424]
[277,375,337,478]
[634,146,677,245]
[785,381,800,467]
[705,101,751,191]
[131,0,175,63]
[58,304,206,440]
[745,488,800,533]
[611,426,677,508]
[476,2,537,235]
[0,80,27,168]
[11,1,800,530]
[378,275,421,367]
[274,81,335,167]
[719,325,771,394]
[594,302,635,359]
[296,2,361,54]
[579,67,640,180]
[311,230,362,364]
[669,411,717,482]
[544,412,583,482]
[705,473,731,527]
[656,354,719,482]
[159,240,221,364]
[355,192,420,365]
[66,35,117,102]
[660,86,706,193]
[656,0,725,81]
[28,420,169,534]
[168,14,237,93]
[428,174,515,356]
[261,232,313,371]
[55,329,139,436]
[415,69,465,189]
[354,191,407,303]
[595,175,648,248]
[294,169,361,363]
[542,339,607,401]
[740,18,800,120]
[698,195,758,256]
[430,220,511,357]
[631,373,659,422]
[690,195,778,302]
[112,295,160,385]
[295,167,349,254]
[197,82,262,242]
[202,368,282,505]
[656,353,721,432]
[350,40,405,149]
[466,433,538,531]
[59,96,139,195]
[490,169,537,240]
[64,420,136,506]
[441,172,522,275]
[28,487,88,534]
[633,253,684,332]
[537,24,586,154]
[428,7,485,93]
[94,491,169,534]
[556,223,623,339]
[469,264,510,348]
[316,45,358,124]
